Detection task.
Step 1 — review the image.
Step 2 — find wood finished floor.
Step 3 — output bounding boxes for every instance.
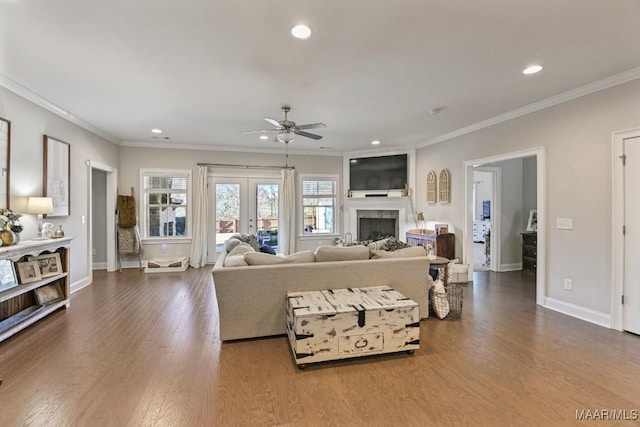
[1,268,640,427]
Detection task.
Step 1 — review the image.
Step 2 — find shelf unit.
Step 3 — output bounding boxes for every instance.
[0,237,72,342]
[521,232,537,275]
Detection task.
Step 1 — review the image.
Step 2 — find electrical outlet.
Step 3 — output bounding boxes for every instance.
[557,218,573,230]
[564,278,573,291]
[92,248,96,256]
[161,243,169,253]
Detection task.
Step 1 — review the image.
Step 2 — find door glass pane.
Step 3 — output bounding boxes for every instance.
[216,183,240,251]
[256,184,278,249]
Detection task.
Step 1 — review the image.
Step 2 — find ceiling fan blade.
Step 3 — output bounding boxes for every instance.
[295,122,327,130]
[241,129,281,134]
[264,118,282,128]
[294,130,323,140]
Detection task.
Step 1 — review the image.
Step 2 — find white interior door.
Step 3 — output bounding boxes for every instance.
[208,176,279,261]
[623,136,640,334]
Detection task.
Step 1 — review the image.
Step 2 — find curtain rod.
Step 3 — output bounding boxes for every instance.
[197,162,294,170]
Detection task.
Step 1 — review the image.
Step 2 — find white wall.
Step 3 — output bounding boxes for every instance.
[0,87,119,290]
[415,78,640,316]
[118,146,342,259]
[91,169,108,267]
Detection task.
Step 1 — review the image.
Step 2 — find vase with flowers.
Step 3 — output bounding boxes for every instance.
[0,208,23,245]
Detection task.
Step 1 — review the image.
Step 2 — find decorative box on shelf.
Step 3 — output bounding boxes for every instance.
[286,286,420,367]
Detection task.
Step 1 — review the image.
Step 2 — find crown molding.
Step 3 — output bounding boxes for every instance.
[0,73,120,144]
[118,140,343,157]
[417,66,640,148]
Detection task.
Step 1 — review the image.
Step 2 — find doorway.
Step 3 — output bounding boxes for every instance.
[472,168,499,272]
[612,129,640,332]
[208,176,280,262]
[87,161,117,281]
[463,147,545,306]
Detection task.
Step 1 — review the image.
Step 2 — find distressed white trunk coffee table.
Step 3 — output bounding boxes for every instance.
[286,286,420,368]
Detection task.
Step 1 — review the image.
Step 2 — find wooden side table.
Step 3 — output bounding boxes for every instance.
[429,256,450,285]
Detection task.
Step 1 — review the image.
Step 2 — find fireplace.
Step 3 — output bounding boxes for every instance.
[357,210,399,241]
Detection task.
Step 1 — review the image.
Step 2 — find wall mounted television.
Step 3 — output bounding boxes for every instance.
[349,154,408,191]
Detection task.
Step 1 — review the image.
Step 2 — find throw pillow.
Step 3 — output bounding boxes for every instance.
[244,251,315,265]
[315,245,369,262]
[259,244,276,255]
[380,236,411,251]
[223,242,254,267]
[367,237,391,251]
[431,279,450,319]
[370,246,427,259]
[225,237,243,252]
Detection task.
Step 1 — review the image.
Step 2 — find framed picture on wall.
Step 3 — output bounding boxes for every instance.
[43,135,71,217]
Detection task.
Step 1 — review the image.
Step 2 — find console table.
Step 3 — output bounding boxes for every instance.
[406,230,455,259]
[0,237,72,342]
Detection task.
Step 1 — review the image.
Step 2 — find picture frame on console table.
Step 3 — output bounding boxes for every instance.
[33,283,64,305]
[43,135,70,217]
[16,261,42,284]
[29,253,63,278]
[0,259,18,291]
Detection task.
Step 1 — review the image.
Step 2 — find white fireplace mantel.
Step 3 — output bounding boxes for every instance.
[344,196,416,242]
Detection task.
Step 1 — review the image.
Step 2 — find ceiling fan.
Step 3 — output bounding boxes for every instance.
[241,106,326,143]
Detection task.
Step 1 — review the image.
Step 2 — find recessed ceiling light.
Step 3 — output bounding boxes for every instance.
[259,135,269,140]
[291,24,312,40]
[523,65,543,75]
[371,140,381,145]
[151,128,162,134]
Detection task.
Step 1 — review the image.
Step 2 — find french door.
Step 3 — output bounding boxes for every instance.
[208,177,280,262]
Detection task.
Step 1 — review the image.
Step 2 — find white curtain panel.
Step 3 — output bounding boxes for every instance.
[189,165,208,267]
[280,168,296,255]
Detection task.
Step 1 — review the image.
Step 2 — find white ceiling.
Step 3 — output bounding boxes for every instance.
[2,0,640,154]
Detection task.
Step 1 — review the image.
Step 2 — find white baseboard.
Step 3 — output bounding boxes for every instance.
[498,263,522,272]
[544,297,611,328]
[92,262,107,270]
[119,260,146,270]
[71,276,92,294]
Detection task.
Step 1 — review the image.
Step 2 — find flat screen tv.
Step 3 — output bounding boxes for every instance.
[349,154,408,191]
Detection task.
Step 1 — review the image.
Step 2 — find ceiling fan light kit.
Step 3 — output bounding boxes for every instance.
[241,106,326,144]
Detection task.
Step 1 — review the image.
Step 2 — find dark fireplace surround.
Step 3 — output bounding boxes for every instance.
[357,209,399,241]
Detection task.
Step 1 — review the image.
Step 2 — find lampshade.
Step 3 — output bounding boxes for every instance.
[27,197,54,215]
[416,212,425,221]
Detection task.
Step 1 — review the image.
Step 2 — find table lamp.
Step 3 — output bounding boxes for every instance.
[416,211,425,231]
[27,197,54,240]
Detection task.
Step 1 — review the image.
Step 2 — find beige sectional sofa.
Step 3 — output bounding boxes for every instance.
[212,241,432,341]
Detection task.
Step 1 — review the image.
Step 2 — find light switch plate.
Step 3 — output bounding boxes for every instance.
[556,218,573,229]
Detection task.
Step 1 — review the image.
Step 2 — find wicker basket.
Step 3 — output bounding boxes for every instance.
[429,285,463,320]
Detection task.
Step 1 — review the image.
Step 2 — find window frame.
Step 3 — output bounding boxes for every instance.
[139,168,192,243]
[298,174,340,238]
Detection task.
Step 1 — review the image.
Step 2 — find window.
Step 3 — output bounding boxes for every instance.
[301,176,337,235]
[140,169,191,239]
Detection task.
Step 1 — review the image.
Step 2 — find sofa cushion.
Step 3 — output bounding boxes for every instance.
[315,245,369,262]
[245,251,315,265]
[370,246,427,259]
[223,242,255,267]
